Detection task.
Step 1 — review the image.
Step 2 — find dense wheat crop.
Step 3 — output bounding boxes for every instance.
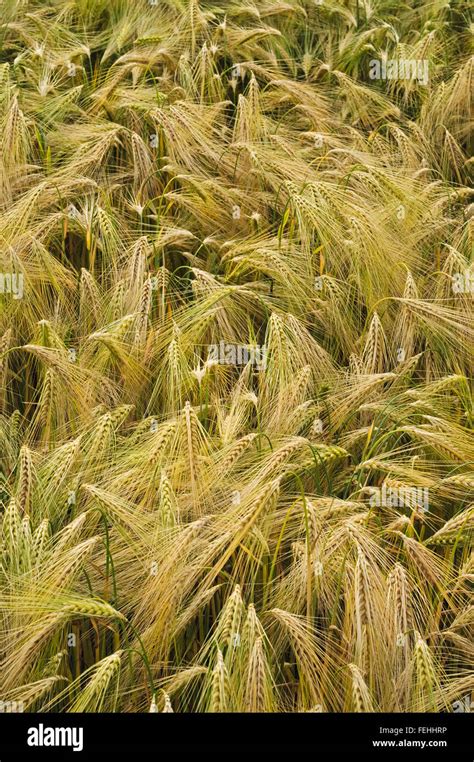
[0,0,472,714]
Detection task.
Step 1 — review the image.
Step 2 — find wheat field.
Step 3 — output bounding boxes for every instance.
[0,0,472,715]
